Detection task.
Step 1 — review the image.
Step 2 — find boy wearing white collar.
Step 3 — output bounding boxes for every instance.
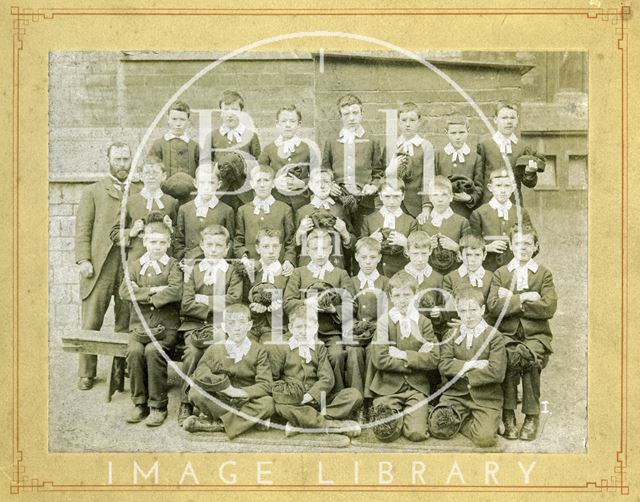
[284,229,356,392]
[434,116,484,219]
[368,271,440,442]
[321,94,383,232]
[295,169,355,271]
[110,156,179,265]
[362,179,418,278]
[419,176,471,275]
[209,90,261,167]
[443,233,494,303]
[437,288,506,447]
[487,224,557,441]
[174,164,235,263]
[383,102,435,221]
[477,102,542,205]
[185,304,275,438]
[272,305,363,437]
[258,105,312,211]
[119,214,183,427]
[149,100,200,201]
[177,224,243,425]
[469,168,533,272]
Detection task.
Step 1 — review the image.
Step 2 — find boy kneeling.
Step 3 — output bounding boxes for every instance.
[433,288,506,447]
[184,304,275,438]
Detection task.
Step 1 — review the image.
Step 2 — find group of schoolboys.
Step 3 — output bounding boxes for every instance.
[101,90,557,448]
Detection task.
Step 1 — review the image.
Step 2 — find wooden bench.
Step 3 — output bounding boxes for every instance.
[62,330,184,403]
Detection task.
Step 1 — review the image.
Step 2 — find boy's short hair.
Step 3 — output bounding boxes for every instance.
[455,287,485,307]
[141,155,167,174]
[355,236,382,255]
[168,100,191,118]
[459,233,485,252]
[310,168,334,181]
[107,142,130,158]
[194,162,219,182]
[509,222,539,247]
[378,177,406,193]
[224,303,251,320]
[397,102,421,118]
[494,101,519,116]
[337,94,362,112]
[306,228,332,247]
[407,230,432,251]
[388,270,418,293]
[256,227,282,244]
[428,175,453,195]
[200,224,230,245]
[219,90,245,110]
[488,167,514,182]
[276,104,302,122]
[143,211,172,236]
[289,304,311,323]
[250,164,274,180]
[445,115,469,130]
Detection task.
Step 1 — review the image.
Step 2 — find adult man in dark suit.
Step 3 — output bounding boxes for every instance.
[74,142,136,390]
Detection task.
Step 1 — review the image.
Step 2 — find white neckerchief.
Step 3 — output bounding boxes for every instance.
[357,269,380,289]
[260,260,282,284]
[338,126,365,144]
[225,337,251,363]
[199,258,229,286]
[444,142,470,163]
[430,207,454,228]
[379,206,403,229]
[288,336,316,364]
[307,261,334,280]
[389,306,420,339]
[139,253,170,276]
[310,196,335,210]
[507,258,539,291]
[492,132,519,154]
[164,132,190,143]
[274,135,301,156]
[404,262,432,286]
[396,134,423,156]
[458,264,486,288]
[140,187,165,211]
[454,319,490,349]
[253,195,275,215]
[219,123,246,143]
[194,194,219,218]
[489,197,513,221]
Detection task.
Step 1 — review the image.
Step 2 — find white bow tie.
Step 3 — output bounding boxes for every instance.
[379,207,402,229]
[405,263,431,286]
[164,132,190,143]
[261,261,282,284]
[389,307,419,339]
[455,320,489,349]
[397,135,422,156]
[508,259,538,291]
[225,338,251,363]
[493,132,518,154]
[489,198,512,221]
[430,207,453,228]
[220,124,244,143]
[253,195,274,215]
[338,126,365,145]
[139,254,168,276]
[200,259,227,286]
[275,135,301,156]
[307,261,334,280]
[141,189,165,211]
[358,270,380,289]
[289,337,315,364]
[310,196,335,210]
[444,143,470,163]
[195,196,219,218]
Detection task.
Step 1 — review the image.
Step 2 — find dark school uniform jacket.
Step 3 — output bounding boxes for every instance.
[435,146,484,218]
[369,313,440,397]
[245,263,289,333]
[234,199,296,264]
[322,130,383,210]
[119,255,183,333]
[487,262,558,353]
[419,211,471,275]
[258,140,311,210]
[209,127,262,164]
[149,136,200,179]
[438,324,507,410]
[173,199,235,261]
[109,191,179,264]
[351,274,390,322]
[469,202,532,272]
[443,267,494,301]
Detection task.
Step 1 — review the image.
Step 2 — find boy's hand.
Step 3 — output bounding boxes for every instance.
[498,287,513,298]
[301,393,314,405]
[333,218,349,238]
[195,293,210,305]
[296,217,314,243]
[250,302,268,313]
[447,318,462,328]
[329,182,343,197]
[282,261,294,276]
[361,183,378,196]
[128,281,140,292]
[150,285,168,295]
[520,291,542,303]
[78,260,94,278]
[417,208,431,225]
[486,240,508,253]
[274,174,290,193]
[319,302,337,314]
[453,192,472,202]
[430,234,439,248]
[525,159,538,173]
[370,230,383,243]
[286,175,306,191]
[130,219,145,238]
[388,346,407,360]
[162,215,173,233]
[439,235,459,251]
[419,341,434,353]
[429,306,441,319]
[268,298,283,312]
[241,256,256,274]
[223,386,249,399]
[388,231,407,248]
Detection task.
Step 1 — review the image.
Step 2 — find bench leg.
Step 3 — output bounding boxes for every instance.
[106,356,127,402]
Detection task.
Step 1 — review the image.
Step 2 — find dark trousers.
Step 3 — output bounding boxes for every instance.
[180,335,205,404]
[345,345,366,394]
[439,393,502,447]
[127,331,177,409]
[373,385,429,442]
[275,388,363,429]
[503,338,550,416]
[79,248,130,377]
[320,335,347,393]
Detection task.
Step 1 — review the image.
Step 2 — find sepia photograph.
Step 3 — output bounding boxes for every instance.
[48,47,588,454]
